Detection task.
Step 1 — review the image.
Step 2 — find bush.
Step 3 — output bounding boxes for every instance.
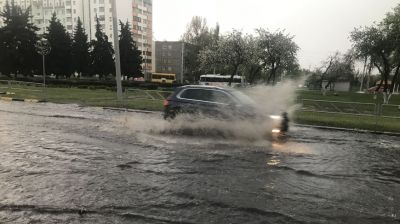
[0,76,184,90]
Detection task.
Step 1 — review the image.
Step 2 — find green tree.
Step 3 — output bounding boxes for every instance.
[45,13,73,79]
[199,30,250,86]
[90,17,114,80]
[351,4,400,103]
[241,35,263,84]
[71,17,90,77]
[119,21,142,78]
[0,0,39,77]
[257,29,299,84]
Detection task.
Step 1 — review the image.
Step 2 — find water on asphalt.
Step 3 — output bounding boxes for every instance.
[0,101,399,224]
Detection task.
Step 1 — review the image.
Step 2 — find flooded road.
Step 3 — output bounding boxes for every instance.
[0,101,399,224]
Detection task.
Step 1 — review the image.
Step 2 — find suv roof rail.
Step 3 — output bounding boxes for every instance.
[181,85,224,89]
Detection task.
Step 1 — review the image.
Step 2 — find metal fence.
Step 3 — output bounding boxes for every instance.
[0,81,172,108]
[124,88,171,101]
[298,99,400,133]
[2,81,399,132]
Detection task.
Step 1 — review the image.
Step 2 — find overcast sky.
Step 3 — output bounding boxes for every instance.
[119,0,400,69]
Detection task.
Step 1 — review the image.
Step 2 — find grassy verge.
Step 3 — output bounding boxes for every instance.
[297,89,400,104]
[294,90,400,133]
[0,85,165,111]
[293,111,400,133]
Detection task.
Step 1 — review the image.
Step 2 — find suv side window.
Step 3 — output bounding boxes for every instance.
[211,90,235,104]
[180,89,212,101]
[180,89,235,104]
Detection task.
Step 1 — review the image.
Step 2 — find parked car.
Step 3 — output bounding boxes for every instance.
[368,86,385,93]
[163,85,289,134]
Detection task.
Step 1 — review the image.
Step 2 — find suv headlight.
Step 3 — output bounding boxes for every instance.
[269,115,282,120]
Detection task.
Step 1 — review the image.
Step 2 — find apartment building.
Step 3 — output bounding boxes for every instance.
[0,0,114,40]
[155,41,188,83]
[132,0,153,72]
[82,0,114,41]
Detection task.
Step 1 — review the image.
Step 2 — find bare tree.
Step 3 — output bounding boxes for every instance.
[182,16,211,47]
[181,16,218,81]
[320,51,355,93]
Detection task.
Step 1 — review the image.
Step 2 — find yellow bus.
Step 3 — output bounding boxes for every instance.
[150,73,176,84]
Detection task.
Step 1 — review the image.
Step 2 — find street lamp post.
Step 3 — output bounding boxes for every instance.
[144,47,148,80]
[111,0,123,101]
[35,38,51,100]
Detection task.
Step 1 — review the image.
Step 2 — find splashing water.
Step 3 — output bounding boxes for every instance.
[118,79,305,142]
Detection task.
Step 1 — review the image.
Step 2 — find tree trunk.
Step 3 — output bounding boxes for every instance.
[325,81,332,90]
[390,65,400,93]
[383,92,392,104]
[267,63,276,85]
[374,63,385,91]
[379,53,390,92]
[248,66,261,84]
[228,64,239,87]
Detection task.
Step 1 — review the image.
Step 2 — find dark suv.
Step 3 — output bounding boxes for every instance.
[163,85,289,133]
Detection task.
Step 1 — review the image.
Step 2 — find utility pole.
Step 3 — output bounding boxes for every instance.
[359,57,367,93]
[181,42,184,84]
[144,47,148,81]
[111,0,123,101]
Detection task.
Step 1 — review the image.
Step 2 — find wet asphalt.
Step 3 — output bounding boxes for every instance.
[0,101,399,224]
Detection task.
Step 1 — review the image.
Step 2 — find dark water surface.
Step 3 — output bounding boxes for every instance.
[0,101,399,224]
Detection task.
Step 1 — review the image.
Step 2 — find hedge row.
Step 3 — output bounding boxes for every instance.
[0,76,182,90]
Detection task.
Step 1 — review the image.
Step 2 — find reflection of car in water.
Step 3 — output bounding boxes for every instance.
[163,85,289,134]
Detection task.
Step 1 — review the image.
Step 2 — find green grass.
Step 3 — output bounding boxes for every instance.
[297,89,400,105]
[293,111,400,133]
[294,90,400,133]
[0,85,165,111]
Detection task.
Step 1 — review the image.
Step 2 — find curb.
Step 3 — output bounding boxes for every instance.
[102,107,160,114]
[293,123,400,137]
[0,97,41,103]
